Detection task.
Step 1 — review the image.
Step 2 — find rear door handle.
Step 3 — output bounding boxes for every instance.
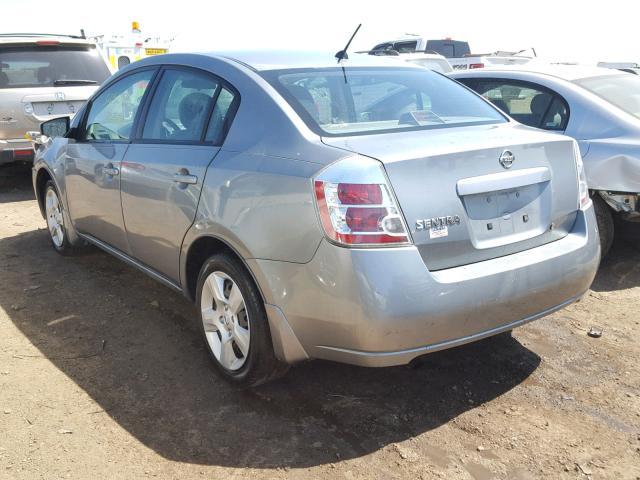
[172,173,198,185]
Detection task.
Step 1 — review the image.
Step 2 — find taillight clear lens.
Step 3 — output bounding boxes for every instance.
[574,141,590,209]
[313,158,410,246]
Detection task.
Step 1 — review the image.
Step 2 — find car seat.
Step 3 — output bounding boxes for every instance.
[174,92,212,140]
[529,93,553,128]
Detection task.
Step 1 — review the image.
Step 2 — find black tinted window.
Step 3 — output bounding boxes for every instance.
[0,46,110,89]
[468,80,569,131]
[142,69,219,142]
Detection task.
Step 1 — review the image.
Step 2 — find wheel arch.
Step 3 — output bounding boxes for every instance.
[182,233,270,306]
[34,166,55,218]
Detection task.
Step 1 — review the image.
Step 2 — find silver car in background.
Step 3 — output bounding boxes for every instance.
[453,65,640,255]
[0,33,110,166]
[33,51,599,386]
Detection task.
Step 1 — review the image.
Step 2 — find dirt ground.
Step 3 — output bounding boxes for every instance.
[0,165,639,480]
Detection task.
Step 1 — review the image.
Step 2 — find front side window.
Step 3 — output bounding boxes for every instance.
[263,67,506,136]
[84,70,154,141]
[467,80,569,131]
[574,74,640,120]
[0,46,110,89]
[142,69,219,142]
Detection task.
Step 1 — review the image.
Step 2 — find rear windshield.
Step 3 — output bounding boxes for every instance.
[574,74,640,119]
[0,46,110,89]
[262,67,506,136]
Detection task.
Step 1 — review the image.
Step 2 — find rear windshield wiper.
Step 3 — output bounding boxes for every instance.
[53,79,98,86]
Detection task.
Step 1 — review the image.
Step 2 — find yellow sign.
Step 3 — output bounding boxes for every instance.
[145,48,168,56]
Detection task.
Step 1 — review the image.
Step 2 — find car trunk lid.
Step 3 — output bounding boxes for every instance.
[322,124,579,270]
[0,86,96,139]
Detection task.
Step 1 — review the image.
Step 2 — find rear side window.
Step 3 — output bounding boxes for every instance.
[467,80,569,131]
[425,40,470,58]
[84,70,154,141]
[142,69,219,142]
[0,46,110,89]
[205,88,237,143]
[263,67,506,136]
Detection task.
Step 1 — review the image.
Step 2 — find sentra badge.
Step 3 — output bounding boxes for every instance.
[415,215,461,231]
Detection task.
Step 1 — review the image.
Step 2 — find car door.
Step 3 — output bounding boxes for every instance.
[120,66,238,281]
[64,68,157,252]
[461,78,570,132]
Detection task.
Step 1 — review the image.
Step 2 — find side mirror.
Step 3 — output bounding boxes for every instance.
[40,116,70,139]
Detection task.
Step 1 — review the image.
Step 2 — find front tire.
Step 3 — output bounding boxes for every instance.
[196,253,288,387]
[44,181,76,256]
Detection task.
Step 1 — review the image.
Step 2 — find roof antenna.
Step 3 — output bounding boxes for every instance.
[335,24,362,63]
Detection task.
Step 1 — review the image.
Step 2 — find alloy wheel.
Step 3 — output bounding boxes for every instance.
[45,188,65,248]
[200,271,251,371]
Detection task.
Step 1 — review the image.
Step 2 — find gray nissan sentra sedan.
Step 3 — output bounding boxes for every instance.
[32,51,600,386]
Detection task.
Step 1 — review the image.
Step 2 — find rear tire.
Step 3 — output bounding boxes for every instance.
[44,181,77,256]
[196,253,288,387]
[593,194,614,258]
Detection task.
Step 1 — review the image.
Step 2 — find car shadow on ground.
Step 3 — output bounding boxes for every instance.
[0,226,541,468]
[591,220,640,292]
[0,165,35,203]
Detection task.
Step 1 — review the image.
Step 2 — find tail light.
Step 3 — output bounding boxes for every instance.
[313,156,410,246]
[469,63,485,69]
[573,141,590,209]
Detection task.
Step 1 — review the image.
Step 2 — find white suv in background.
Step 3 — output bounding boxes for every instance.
[0,33,111,166]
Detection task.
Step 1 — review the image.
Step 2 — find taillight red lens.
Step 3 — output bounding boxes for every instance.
[314,180,409,246]
[14,149,34,156]
[469,63,485,69]
[338,183,382,205]
[346,207,387,231]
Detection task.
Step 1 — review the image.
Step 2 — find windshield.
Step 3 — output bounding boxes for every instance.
[0,46,110,89]
[262,67,506,136]
[575,74,640,119]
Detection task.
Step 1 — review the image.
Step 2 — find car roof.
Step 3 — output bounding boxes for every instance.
[203,50,423,71]
[452,62,623,82]
[0,34,95,46]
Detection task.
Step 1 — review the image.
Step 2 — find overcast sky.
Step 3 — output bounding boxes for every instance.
[1,0,636,64]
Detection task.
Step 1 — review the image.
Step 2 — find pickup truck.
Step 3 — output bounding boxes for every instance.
[370,37,534,70]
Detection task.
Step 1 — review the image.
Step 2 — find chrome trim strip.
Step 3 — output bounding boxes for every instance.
[457,166,550,196]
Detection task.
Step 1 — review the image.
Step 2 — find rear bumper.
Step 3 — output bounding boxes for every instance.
[253,204,600,366]
[0,139,35,165]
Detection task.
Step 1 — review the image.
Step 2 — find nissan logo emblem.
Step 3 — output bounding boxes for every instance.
[499,150,515,169]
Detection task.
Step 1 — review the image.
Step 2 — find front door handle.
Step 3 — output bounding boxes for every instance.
[103,165,119,176]
[173,172,198,185]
